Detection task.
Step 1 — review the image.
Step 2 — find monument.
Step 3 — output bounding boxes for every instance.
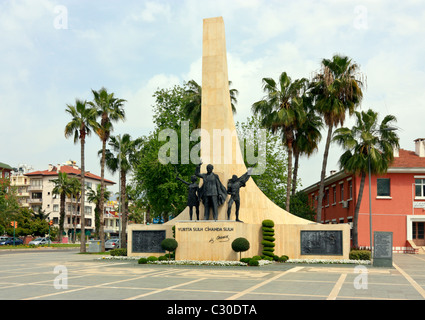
[128,17,350,261]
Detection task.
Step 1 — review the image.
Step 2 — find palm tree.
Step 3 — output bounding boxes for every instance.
[252,72,307,210]
[68,177,81,243]
[103,134,143,249]
[183,79,238,129]
[89,87,126,251]
[333,109,399,247]
[64,99,97,251]
[292,92,323,196]
[312,54,365,223]
[87,184,111,238]
[51,171,72,242]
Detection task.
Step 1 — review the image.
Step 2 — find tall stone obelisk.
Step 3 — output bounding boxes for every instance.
[168,16,311,224]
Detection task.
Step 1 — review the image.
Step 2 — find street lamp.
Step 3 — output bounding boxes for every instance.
[368,126,397,258]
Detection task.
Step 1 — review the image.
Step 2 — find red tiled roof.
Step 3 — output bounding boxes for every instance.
[391,149,425,168]
[25,165,115,185]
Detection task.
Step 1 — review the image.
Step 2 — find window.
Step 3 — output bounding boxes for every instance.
[53,204,59,212]
[415,179,425,197]
[333,187,336,204]
[340,183,344,201]
[325,189,329,206]
[377,178,391,197]
[348,180,353,199]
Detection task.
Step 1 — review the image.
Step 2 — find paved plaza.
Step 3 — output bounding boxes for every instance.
[0,249,424,303]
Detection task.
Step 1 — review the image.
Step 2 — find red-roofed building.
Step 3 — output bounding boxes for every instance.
[22,161,115,239]
[302,139,425,254]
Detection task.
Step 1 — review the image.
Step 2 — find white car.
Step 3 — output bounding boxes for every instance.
[29,237,50,245]
[105,239,120,250]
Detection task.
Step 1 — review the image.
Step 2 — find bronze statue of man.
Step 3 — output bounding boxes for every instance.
[195,162,227,221]
[176,174,200,221]
[226,168,252,222]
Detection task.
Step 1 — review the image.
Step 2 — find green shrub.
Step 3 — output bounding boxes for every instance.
[138,257,148,264]
[240,258,251,264]
[278,255,289,263]
[349,250,371,260]
[232,237,250,260]
[262,251,275,258]
[158,255,167,261]
[261,219,276,258]
[262,220,275,228]
[110,248,127,256]
[273,255,279,261]
[147,256,158,262]
[161,238,178,252]
[252,255,262,260]
[248,259,259,266]
[261,240,275,247]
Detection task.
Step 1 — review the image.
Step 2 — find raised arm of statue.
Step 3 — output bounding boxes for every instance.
[195,162,203,179]
[176,176,190,186]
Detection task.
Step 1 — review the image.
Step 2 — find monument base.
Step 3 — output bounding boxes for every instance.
[127,220,350,261]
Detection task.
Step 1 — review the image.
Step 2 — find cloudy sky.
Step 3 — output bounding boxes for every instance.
[1,0,424,195]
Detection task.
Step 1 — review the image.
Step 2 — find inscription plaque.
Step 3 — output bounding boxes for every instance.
[373,231,393,267]
[132,230,166,253]
[300,230,343,255]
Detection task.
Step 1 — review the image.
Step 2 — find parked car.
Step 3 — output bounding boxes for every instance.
[29,237,50,245]
[105,239,120,250]
[1,238,23,246]
[0,236,10,245]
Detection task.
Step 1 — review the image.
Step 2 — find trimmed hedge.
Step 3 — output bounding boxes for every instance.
[349,250,371,261]
[261,220,275,257]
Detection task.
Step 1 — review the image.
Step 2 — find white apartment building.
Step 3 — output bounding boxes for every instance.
[20,161,115,239]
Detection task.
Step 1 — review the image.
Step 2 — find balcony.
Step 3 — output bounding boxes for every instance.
[28,185,43,191]
[28,198,42,204]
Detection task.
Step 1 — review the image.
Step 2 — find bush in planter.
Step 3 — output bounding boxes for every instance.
[231,237,250,260]
[147,256,158,262]
[138,257,148,264]
[158,255,167,261]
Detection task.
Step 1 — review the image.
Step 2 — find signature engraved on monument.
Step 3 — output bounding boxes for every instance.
[209,235,230,244]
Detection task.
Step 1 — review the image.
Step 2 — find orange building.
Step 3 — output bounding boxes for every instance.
[303,138,425,254]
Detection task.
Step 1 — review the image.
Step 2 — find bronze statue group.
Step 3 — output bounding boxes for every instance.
[176,162,252,222]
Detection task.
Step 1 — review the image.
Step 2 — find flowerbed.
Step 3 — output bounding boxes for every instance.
[287,259,371,265]
[98,256,274,266]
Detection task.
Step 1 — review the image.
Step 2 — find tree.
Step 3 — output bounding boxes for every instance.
[333,109,399,247]
[65,99,97,251]
[51,172,72,242]
[89,87,126,251]
[236,115,289,209]
[183,79,238,129]
[104,134,143,249]
[231,237,250,261]
[291,84,323,195]
[312,54,365,223]
[252,72,307,210]
[132,85,197,221]
[86,184,111,239]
